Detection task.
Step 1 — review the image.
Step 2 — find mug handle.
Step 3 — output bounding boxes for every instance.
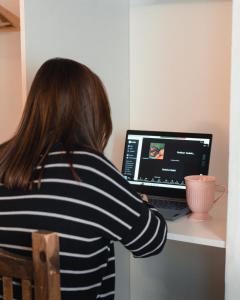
[214,184,226,203]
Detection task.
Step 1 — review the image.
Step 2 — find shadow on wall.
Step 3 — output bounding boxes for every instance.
[131,240,225,300]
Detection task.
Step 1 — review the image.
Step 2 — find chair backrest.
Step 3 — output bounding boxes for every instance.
[0,231,61,300]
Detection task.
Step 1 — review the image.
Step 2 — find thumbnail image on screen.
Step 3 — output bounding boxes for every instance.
[149,143,165,160]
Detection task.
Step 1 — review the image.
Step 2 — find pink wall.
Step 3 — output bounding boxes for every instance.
[130,1,231,184]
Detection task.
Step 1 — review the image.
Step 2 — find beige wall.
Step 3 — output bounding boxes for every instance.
[0,0,22,143]
[130,0,231,184]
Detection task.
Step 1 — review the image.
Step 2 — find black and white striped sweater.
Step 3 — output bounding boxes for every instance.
[0,144,167,299]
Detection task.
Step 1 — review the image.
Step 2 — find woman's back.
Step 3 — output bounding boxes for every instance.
[0,143,167,299]
[0,58,167,299]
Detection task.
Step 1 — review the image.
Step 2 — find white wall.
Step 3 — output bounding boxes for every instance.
[21,0,130,170]
[130,1,231,299]
[0,0,22,143]
[130,0,231,184]
[21,1,130,299]
[225,0,240,298]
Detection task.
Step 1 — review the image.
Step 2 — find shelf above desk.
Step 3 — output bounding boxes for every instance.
[167,196,227,248]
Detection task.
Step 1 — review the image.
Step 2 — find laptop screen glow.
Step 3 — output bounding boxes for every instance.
[122,131,212,195]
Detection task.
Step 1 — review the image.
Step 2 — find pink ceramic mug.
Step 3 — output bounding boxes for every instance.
[184,175,225,221]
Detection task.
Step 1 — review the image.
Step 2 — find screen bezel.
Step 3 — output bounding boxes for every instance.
[121,130,213,199]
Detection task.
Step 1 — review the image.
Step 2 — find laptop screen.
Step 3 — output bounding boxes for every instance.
[122,130,212,198]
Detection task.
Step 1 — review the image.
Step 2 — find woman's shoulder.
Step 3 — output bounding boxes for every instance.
[71,148,118,174]
[46,143,117,172]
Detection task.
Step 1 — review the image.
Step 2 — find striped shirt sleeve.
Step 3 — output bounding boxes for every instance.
[122,202,167,258]
[72,152,168,258]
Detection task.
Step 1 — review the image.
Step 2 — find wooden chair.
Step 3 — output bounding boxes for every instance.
[0,231,61,300]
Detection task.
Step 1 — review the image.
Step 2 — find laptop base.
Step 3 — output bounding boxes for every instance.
[148,195,191,221]
[156,207,191,221]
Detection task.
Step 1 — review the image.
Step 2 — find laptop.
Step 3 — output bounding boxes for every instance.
[121,130,212,221]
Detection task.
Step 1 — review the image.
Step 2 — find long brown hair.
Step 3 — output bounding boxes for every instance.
[0,58,112,189]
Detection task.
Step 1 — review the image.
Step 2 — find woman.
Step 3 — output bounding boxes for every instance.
[0,58,167,300]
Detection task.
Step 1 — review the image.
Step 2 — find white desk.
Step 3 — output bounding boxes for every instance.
[167,196,227,248]
[129,197,227,300]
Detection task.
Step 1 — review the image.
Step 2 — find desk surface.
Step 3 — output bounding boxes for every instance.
[167,196,227,248]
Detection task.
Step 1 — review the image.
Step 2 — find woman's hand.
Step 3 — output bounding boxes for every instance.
[139,193,149,203]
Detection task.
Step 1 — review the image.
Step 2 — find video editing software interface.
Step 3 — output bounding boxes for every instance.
[122,131,212,191]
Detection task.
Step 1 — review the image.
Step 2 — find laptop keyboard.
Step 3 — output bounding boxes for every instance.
[148,195,188,210]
